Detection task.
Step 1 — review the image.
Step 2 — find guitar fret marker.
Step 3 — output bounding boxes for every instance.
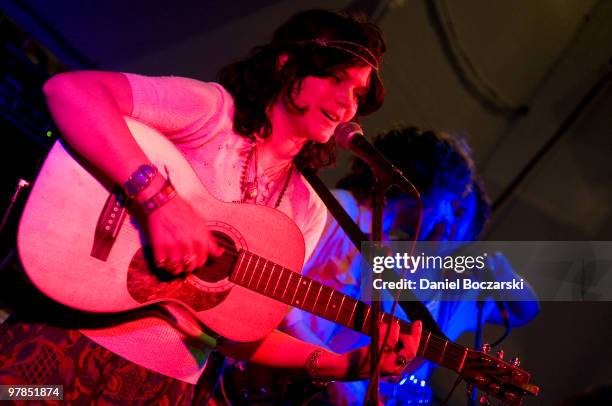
[281,271,291,302]
[289,275,300,305]
[323,288,333,317]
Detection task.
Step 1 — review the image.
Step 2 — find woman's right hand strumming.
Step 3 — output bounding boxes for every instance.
[133,174,223,275]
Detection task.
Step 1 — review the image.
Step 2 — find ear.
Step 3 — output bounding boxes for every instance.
[277,53,289,70]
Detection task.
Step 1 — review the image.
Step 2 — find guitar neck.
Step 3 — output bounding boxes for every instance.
[230,250,467,373]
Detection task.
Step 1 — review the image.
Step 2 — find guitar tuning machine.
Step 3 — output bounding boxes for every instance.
[496,349,504,360]
[510,356,520,367]
[480,343,491,353]
[474,375,487,385]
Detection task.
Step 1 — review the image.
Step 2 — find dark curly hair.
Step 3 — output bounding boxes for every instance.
[336,127,491,239]
[469,174,492,240]
[218,9,386,171]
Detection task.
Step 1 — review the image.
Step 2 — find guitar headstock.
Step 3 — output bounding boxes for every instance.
[460,348,539,405]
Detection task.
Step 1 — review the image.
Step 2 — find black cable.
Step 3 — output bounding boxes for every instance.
[425,0,528,117]
[490,300,511,348]
[442,375,463,405]
[493,65,612,211]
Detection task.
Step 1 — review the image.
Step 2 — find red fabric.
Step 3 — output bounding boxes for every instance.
[0,318,217,405]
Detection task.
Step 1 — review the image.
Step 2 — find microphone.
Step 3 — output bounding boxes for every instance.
[335,122,402,184]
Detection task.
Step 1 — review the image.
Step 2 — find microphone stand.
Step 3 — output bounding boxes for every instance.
[365,168,417,406]
[365,179,387,406]
[467,300,485,406]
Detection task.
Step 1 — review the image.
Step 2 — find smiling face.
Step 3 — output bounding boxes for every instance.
[274,65,373,145]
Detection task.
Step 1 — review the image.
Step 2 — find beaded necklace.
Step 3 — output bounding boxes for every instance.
[239,142,294,209]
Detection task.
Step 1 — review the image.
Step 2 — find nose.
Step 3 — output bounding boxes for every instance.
[335,86,358,120]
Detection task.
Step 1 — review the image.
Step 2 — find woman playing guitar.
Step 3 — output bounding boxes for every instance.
[0,9,422,404]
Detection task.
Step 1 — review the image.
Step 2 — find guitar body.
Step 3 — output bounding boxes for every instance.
[17,118,306,342]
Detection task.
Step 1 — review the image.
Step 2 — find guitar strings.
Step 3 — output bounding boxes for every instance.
[221,244,467,366]
[153,240,469,366]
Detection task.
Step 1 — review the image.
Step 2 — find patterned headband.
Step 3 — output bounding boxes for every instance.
[294,38,380,71]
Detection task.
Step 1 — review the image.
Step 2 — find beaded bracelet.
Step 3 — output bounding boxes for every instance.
[124,164,159,198]
[140,179,177,214]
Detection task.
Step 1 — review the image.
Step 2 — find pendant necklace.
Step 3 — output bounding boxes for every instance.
[240,142,294,208]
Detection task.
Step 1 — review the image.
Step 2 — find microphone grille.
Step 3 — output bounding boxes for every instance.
[334,122,363,149]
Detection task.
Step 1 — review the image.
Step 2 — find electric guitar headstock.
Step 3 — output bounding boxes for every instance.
[460,345,539,405]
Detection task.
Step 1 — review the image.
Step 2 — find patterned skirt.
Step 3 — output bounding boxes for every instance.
[0,317,220,405]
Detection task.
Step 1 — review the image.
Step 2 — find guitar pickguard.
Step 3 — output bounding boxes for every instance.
[126,249,231,311]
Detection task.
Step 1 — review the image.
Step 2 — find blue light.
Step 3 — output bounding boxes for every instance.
[420,380,426,387]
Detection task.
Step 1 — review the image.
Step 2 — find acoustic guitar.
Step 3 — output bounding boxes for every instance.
[17,119,539,405]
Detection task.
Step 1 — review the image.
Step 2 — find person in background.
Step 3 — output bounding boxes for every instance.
[281,127,539,405]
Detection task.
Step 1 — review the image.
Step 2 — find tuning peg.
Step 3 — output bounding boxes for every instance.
[510,356,521,367]
[480,343,491,353]
[496,349,504,359]
[474,375,486,385]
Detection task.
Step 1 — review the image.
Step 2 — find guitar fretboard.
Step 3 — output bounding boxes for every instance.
[230,249,467,372]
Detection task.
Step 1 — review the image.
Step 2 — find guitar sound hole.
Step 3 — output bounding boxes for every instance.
[193,231,238,283]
